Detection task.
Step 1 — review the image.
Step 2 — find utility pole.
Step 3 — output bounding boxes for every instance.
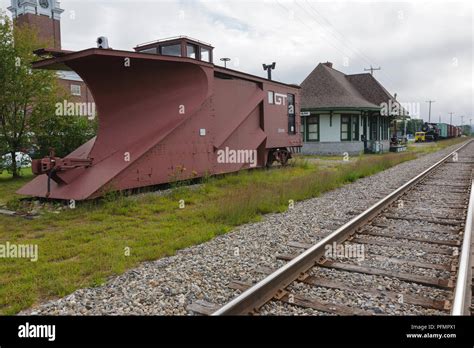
[425,100,435,123]
[364,65,381,76]
[220,57,231,68]
[263,62,276,80]
[439,115,441,123]
[459,116,465,136]
[449,112,454,126]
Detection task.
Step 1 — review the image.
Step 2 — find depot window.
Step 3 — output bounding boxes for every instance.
[381,117,389,140]
[160,44,181,57]
[370,117,378,140]
[306,115,319,141]
[340,114,360,141]
[341,115,350,141]
[200,47,210,62]
[186,44,197,59]
[352,115,359,141]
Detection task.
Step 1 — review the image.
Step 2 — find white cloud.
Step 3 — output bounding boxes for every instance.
[1,0,472,124]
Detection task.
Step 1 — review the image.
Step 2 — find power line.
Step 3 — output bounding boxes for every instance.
[304,0,381,65]
[295,1,365,63]
[304,1,378,65]
[280,0,392,89]
[275,0,355,62]
[296,1,354,57]
[301,0,399,89]
[275,0,379,86]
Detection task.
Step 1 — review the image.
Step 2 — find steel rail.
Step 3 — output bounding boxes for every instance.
[213,140,473,315]
[451,179,474,315]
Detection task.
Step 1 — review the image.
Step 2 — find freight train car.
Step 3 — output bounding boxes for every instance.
[436,123,449,139]
[436,123,462,139]
[448,124,455,138]
[419,122,463,141]
[18,36,301,200]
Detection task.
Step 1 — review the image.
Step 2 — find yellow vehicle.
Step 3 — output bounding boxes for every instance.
[415,132,426,142]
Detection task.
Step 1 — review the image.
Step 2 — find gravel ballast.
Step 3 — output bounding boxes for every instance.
[19,141,471,316]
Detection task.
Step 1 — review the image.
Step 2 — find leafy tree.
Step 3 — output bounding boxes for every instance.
[0,13,97,176]
[460,125,472,136]
[32,113,97,158]
[406,119,424,134]
[0,13,59,177]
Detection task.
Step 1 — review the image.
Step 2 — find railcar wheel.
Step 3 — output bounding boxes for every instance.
[266,151,275,168]
[278,150,290,166]
[267,149,291,167]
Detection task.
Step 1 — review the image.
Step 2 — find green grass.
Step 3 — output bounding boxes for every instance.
[407,137,468,155]
[0,168,33,206]
[0,143,463,314]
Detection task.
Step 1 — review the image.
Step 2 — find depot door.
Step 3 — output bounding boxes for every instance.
[363,115,368,151]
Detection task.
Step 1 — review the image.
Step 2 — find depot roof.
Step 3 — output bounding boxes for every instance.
[301,62,399,112]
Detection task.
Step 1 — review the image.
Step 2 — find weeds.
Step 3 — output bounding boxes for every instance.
[0,145,454,314]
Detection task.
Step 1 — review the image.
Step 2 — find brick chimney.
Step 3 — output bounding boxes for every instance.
[322,61,333,68]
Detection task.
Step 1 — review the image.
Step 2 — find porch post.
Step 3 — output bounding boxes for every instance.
[377,114,380,140]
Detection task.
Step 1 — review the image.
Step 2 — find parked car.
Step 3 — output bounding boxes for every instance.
[1,152,32,172]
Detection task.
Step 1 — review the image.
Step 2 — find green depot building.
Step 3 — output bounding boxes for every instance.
[300,62,401,155]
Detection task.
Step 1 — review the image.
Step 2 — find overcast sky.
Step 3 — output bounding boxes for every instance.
[2,0,473,125]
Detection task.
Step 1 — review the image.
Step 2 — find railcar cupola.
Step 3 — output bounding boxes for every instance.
[134,36,214,63]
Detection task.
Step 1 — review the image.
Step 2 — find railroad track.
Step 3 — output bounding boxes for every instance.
[189,140,474,316]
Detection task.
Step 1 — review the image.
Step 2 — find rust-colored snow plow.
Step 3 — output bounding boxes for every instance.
[18,37,301,200]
